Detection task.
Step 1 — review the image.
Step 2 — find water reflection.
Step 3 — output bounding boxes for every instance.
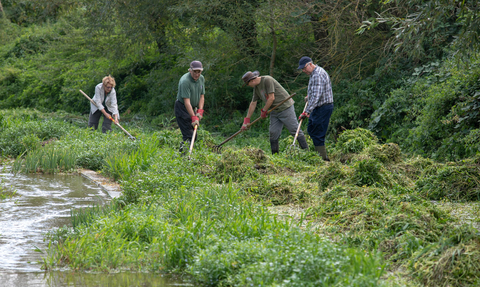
[0,272,187,287]
[0,169,193,287]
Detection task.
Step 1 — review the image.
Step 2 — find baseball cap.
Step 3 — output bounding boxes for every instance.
[190,60,203,71]
[297,56,312,69]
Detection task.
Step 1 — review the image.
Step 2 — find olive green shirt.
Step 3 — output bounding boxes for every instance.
[252,76,293,112]
[177,72,205,107]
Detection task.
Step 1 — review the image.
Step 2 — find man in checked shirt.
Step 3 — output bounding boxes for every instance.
[297,56,334,161]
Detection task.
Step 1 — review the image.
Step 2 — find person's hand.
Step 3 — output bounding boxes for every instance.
[260,109,268,119]
[196,109,204,120]
[191,116,200,127]
[241,117,250,131]
[304,96,308,102]
[298,112,309,120]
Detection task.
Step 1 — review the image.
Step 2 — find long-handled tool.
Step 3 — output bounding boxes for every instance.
[188,124,198,160]
[79,89,136,141]
[213,93,296,152]
[286,101,308,156]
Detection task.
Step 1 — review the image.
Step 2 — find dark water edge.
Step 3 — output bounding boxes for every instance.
[0,169,194,287]
[0,271,190,287]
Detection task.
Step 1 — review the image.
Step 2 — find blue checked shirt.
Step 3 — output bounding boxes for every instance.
[306,66,334,114]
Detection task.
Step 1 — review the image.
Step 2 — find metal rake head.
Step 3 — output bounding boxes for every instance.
[285,144,302,157]
[212,145,223,154]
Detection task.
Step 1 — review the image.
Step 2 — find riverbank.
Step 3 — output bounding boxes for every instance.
[2,109,480,286]
[78,169,122,199]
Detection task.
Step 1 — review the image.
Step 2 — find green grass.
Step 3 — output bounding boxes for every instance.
[4,109,480,286]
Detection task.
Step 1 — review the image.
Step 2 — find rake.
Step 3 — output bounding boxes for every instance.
[286,101,308,157]
[188,123,198,160]
[213,93,296,153]
[79,90,136,141]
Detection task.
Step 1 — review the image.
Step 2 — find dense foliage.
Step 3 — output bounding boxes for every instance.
[1,0,479,161]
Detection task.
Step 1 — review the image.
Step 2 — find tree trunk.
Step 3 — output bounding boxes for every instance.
[268,0,277,76]
[269,17,277,76]
[0,0,5,19]
[310,15,328,43]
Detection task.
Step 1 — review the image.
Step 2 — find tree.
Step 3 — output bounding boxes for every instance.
[357,0,480,60]
[0,0,5,19]
[84,0,176,53]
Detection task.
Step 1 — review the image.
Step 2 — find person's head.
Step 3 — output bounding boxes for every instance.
[297,56,315,75]
[102,75,116,93]
[189,60,203,81]
[242,71,260,87]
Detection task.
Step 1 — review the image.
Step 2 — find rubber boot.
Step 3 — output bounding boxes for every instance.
[270,140,279,155]
[315,145,330,161]
[297,135,309,150]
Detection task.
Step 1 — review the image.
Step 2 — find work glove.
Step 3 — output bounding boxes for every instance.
[241,117,250,131]
[196,109,204,120]
[191,116,200,127]
[298,112,309,121]
[260,109,268,119]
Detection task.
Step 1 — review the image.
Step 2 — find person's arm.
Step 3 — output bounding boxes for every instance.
[196,94,205,120]
[305,71,322,115]
[246,101,257,119]
[92,85,104,110]
[242,101,257,130]
[109,89,120,123]
[92,84,115,121]
[198,94,204,110]
[183,98,196,117]
[184,97,200,127]
[261,93,275,112]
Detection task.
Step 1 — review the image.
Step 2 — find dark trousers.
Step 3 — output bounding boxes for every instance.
[174,100,197,142]
[307,103,333,146]
[88,109,113,133]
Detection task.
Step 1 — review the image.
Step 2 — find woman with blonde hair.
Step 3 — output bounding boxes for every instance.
[88,75,120,133]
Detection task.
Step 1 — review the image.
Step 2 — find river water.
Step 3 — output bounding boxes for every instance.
[0,168,192,287]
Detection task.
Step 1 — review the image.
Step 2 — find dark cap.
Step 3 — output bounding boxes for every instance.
[190,60,203,71]
[297,56,312,69]
[242,71,260,86]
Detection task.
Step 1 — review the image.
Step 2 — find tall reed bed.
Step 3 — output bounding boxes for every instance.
[13,144,79,173]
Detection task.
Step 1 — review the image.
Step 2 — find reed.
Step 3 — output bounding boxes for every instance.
[13,144,78,174]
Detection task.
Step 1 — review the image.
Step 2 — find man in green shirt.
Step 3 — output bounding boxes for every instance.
[175,61,205,152]
[241,71,308,154]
